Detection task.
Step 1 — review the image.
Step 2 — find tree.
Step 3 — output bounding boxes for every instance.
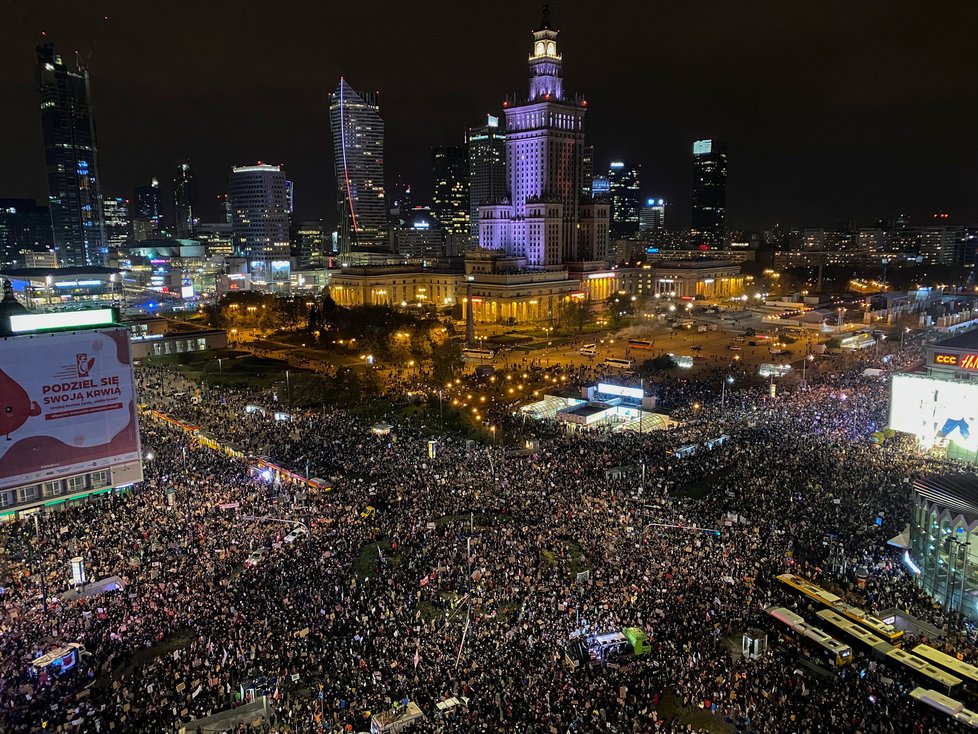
[566,300,590,333]
[605,295,633,328]
[431,340,464,385]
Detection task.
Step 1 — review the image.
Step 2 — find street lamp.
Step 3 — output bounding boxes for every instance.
[802,353,814,389]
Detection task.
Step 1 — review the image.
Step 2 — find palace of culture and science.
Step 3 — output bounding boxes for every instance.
[328,8,744,322]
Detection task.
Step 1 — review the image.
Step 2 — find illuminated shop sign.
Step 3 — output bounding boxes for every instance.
[933,352,978,369]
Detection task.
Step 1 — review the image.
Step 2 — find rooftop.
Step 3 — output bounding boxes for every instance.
[0,266,120,278]
[934,329,978,351]
[914,474,978,525]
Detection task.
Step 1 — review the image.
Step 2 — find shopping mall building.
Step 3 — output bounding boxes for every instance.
[907,474,978,621]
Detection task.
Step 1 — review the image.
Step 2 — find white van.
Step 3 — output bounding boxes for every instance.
[604,357,635,369]
[579,344,597,356]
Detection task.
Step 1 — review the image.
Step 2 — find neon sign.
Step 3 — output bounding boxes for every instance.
[933,352,978,369]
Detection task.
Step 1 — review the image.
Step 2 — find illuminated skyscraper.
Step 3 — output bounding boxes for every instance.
[478,6,608,265]
[217,194,233,224]
[133,179,163,241]
[0,199,52,267]
[229,164,290,289]
[172,162,198,238]
[607,161,641,238]
[290,220,326,269]
[329,78,388,253]
[640,198,667,242]
[431,146,469,256]
[467,115,506,247]
[36,43,106,266]
[102,197,130,249]
[690,139,727,247]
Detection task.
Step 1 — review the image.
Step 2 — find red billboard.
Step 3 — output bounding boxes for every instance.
[0,328,141,490]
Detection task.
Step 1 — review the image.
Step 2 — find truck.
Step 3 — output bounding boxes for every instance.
[566,627,651,668]
[30,643,91,682]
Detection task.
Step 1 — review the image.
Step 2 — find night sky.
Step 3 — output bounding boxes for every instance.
[1,0,977,232]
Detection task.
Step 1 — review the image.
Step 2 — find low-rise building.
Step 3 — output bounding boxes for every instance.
[617,261,745,299]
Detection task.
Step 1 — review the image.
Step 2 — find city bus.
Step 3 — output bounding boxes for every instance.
[776,573,904,645]
[913,644,978,693]
[462,348,494,362]
[765,606,852,668]
[910,688,978,729]
[604,357,635,370]
[816,610,962,693]
[814,609,891,655]
[627,339,654,350]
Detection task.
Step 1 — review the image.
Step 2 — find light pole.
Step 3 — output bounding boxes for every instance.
[801,353,814,389]
[721,375,733,411]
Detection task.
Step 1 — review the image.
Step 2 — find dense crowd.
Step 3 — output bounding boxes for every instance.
[0,333,975,733]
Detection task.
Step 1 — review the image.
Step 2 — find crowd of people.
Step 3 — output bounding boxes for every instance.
[0,331,975,733]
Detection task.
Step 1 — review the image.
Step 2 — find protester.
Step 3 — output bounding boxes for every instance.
[0,335,967,733]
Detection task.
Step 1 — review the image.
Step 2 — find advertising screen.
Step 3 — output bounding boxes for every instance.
[0,328,141,490]
[597,383,644,400]
[890,373,978,452]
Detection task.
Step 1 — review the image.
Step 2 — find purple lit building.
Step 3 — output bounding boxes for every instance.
[478,6,608,266]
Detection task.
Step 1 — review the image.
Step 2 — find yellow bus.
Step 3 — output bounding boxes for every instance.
[815,610,961,692]
[815,610,891,655]
[777,573,903,646]
[914,644,978,691]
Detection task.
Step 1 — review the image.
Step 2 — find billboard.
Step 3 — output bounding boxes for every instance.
[0,328,141,490]
[890,373,978,455]
[597,383,644,401]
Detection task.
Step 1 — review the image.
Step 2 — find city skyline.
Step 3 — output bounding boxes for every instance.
[1,1,977,231]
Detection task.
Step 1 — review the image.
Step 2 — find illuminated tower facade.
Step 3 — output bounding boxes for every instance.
[329,78,388,254]
[690,139,727,247]
[36,43,106,266]
[172,162,198,239]
[431,146,469,256]
[478,6,607,265]
[467,115,506,246]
